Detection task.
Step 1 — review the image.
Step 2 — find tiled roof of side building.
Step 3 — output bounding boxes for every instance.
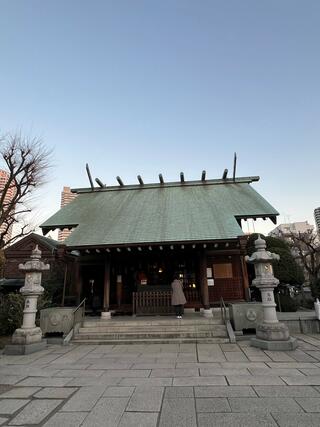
[40,177,279,247]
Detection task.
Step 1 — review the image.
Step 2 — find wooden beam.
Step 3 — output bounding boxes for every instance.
[233,152,237,181]
[95,178,105,188]
[116,176,124,186]
[201,170,206,181]
[199,251,210,309]
[103,258,111,311]
[137,175,144,185]
[159,174,164,184]
[86,163,94,190]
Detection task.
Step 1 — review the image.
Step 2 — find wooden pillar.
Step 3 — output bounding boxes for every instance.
[199,251,210,309]
[74,259,82,305]
[103,257,111,312]
[239,236,250,301]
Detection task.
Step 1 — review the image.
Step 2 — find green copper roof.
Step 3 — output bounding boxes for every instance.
[41,178,278,247]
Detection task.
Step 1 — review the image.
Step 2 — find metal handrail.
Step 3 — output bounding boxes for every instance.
[73,298,86,330]
[220,297,228,324]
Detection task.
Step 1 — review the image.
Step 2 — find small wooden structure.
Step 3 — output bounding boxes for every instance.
[40,172,278,315]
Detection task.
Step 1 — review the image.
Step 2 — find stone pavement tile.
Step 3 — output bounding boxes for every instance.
[118,412,158,427]
[272,412,320,426]
[0,376,25,386]
[197,413,277,426]
[228,397,303,413]
[30,354,62,365]
[120,377,172,386]
[176,354,198,362]
[164,386,194,398]
[173,377,227,386]
[151,368,198,378]
[220,344,240,352]
[281,376,320,386]
[0,387,41,398]
[0,366,59,378]
[103,386,135,397]
[305,351,320,361]
[176,363,221,369]
[34,387,78,399]
[299,368,320,376]
[17,377,72,387]
[132,363,176,369]
[0,386,11,395]
[8,399,62,425]
[179,344,197,353]
[55,369,105,377]
[61,385,106,411]
[0,399,29,415]
[66,376,120,387]
[267,362,319,369]
[42,411,88,427]
[227,375,286,385]
[159,398,197,427]
[264,351,295,362]
[126,386,164,412]
[254,385,320,397]
[240,349,272,362]
[49,364,90,370]
[87,361,133,369]
[196,397,230,412]
[286,350,319,363]
[194,386,256,397]
[102,369,150,378]
[200,368,249,376]
[248,368,303,376]
[220,362,268,369]
[295,397,320,412]
[81,397,129,427]
[224,352,249,362]
[0,417,8,426]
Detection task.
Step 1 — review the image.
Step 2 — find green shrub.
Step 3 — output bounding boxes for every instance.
[0,293,24,335]
[276,294,299,312]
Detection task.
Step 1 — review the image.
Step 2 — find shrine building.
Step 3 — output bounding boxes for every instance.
[40,172,278,315]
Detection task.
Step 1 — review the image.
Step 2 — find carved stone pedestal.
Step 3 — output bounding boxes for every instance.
[246,236,297,351]
[4,245,49,355]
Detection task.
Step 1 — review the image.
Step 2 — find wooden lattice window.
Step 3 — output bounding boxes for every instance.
[213,263,233,279]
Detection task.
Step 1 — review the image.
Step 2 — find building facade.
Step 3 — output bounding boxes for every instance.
[314,208,320,234]
[58,187,77,241]
[41,173,279,315]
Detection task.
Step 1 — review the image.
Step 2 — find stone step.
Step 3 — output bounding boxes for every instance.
[73,337,230,344]
[75,330,227,340]
[78,325,227,333]
[82,319,223,328]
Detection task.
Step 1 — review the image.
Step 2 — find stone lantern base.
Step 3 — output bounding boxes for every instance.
[4,327,47,355]
[251,322,298,351]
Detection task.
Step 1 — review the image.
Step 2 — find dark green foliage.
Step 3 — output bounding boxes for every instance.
[276,294,299,312]
[246,233,304,285]
[0,292,24,335]
[311,278,320,300]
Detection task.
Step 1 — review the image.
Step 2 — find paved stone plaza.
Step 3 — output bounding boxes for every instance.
[1,335,320,426]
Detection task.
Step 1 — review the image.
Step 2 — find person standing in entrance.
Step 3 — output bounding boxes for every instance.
[171,275,187,319]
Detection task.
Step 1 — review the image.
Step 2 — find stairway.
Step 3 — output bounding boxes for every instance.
[73,315,230,344]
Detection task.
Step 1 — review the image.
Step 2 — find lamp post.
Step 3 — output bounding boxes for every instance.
[5,245,49,355]
[246,236,297,350]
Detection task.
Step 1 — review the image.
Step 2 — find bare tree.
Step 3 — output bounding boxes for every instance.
[0,133,52,248]
[284,230,320,287]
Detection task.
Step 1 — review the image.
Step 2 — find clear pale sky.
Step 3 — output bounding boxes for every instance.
[0,1,319,236]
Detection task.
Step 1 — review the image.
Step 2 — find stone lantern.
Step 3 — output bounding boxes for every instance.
[5,245,50,355]
[246,236,297,350]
